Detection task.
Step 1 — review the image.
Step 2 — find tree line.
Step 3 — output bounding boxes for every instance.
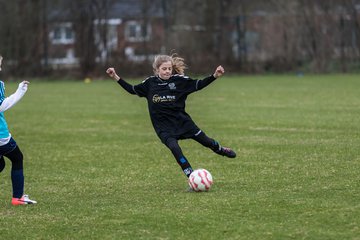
[0,0,359,78]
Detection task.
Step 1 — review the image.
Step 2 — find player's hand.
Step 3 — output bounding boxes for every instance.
[18,81,29,92]
[213,65,225,78]
[106,67,120,80]
[106,67,115,77]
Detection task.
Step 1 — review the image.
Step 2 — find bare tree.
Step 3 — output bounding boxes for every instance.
[0,0,47,76]
[68,0,97,77]
[351,0,360,58]
[339,0,360,72]
[164,0,224,72]
[1,0,359,76]
[92,0,111,66]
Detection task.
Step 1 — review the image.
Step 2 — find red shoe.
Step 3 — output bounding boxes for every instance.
[12,194,37,205]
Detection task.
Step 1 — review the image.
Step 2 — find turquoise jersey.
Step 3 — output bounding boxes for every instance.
[0,81,10,138]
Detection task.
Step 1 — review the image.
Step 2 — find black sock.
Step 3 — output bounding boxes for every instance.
[179,157,193,177]
[213,140,222,153]
[11,169,24,198]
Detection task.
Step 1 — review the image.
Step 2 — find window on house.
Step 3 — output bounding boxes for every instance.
[53,27,62,40]
[94,19,121,61]
[125,21,151,42]
[65,27,73,40]
[245,31,260,52]
[50,23,75,44]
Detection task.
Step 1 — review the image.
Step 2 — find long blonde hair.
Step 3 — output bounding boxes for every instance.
[152,53,187,75]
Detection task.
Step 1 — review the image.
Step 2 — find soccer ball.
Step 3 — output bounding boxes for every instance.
[188,169,213,192]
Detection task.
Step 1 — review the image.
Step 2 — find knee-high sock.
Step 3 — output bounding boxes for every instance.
[165,138,193,177]
[11,169,24,198]
[5,146,25,198]
[192,131,221,152]
[178,156,193,177]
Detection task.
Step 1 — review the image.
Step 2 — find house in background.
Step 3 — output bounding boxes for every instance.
[48,21,76,67]
[47,0,165,68]
[46,1,360,72]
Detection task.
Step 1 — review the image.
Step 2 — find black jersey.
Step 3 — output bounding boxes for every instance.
[117,74,216,143]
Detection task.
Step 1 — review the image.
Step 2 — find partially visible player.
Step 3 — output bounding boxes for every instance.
[106,54,236,184]
[0,55,37,205]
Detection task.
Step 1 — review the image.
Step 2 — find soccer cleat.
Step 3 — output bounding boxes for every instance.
[217,147,236,158]
[12,194,37,206]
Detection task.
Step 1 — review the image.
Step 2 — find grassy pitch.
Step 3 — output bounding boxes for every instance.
[0,74,359,239]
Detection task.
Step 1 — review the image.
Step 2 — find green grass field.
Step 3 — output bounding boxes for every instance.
[0,74,359,239]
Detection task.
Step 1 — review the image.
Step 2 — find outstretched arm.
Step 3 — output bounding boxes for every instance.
[196,65,225,90]
[0,81,29,113]
[106,67,136,95]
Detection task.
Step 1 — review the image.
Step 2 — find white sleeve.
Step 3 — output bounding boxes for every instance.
[0,82,28,113]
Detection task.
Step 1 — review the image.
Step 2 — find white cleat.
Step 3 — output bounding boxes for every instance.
[12,194,37,205]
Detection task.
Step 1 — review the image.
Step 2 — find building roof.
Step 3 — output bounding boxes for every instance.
[108,0,164,19]
[48,0,164,22]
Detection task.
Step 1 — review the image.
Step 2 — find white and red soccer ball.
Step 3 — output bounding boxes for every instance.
[188,169,213,192]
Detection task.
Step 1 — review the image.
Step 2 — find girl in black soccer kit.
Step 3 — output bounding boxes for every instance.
[106,54,236,180]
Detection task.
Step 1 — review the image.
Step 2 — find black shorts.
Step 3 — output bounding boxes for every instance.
[157,126,201,144]
[0,137,17,156]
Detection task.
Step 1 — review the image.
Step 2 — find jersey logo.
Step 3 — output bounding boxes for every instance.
[152,94,176,103]
[168,82,176,90]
